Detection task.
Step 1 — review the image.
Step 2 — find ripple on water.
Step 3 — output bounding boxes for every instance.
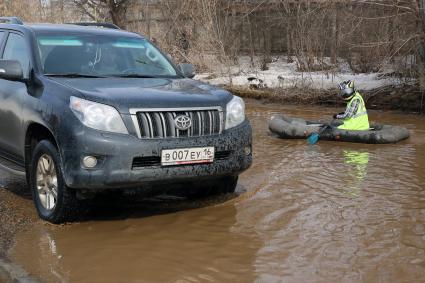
[239,102,425,282]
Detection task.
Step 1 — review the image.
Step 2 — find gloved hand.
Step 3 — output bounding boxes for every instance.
[333,112,344,119]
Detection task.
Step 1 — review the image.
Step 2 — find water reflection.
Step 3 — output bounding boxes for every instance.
[343,150,369,197]
[12,202,261,283]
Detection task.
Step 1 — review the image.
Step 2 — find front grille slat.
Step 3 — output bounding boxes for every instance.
[135,108,221,139]
[152,113,163,138]
[196,112,202,136]
[188,112,194,137]
[145,113,154,138]
[165,112,175,137]
[137,113,149,138]
[215,112,221,133]
[201,111,206,136]
[159,113,167,137]
[208,110,213,135]
[172,112,179,138]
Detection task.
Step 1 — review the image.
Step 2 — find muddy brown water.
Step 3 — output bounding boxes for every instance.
[6,100,425,283]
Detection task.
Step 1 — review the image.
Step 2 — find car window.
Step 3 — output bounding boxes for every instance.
[3,33,30,78]
[0,31,5,45]
[36,34,178,78]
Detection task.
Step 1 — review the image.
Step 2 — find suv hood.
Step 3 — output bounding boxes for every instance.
[51,77,232,114]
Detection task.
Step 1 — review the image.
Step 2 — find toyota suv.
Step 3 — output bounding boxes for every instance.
[0,17,252,223]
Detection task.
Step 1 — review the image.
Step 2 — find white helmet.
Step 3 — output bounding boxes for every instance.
[338,80,355,99]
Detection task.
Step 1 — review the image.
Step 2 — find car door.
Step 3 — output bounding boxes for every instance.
[0,31,31,162]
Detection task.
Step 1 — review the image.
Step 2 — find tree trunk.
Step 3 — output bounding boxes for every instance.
[286,18,293,63]
[0,1,7,15]
[107,0,127,28]
[59,0,65,23]
[246,12,254,66]
[388,16,394,63]
[417,0,425,112]
[330,1,338,65]
[418,0,425,93]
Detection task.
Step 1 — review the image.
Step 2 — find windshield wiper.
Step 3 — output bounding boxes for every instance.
[44,73,106,78]
[135,59,167,71]
[108,74,157,78]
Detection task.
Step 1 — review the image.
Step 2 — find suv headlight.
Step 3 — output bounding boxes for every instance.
[225,96,245,129]
[70,96,128,134]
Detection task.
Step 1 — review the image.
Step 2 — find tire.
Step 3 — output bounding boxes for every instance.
[29,140,78,224]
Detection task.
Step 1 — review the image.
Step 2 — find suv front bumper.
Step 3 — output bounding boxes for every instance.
[60,120,252,190]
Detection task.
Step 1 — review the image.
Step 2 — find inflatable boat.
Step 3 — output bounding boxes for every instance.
[269,114,409,144]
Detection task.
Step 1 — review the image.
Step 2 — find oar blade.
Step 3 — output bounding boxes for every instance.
[307,133,319,145]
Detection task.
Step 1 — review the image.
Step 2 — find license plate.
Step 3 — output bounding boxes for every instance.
[161,147,215,166]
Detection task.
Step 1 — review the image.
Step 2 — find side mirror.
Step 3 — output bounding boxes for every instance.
[0,60,23,81]
[178,63,195,79]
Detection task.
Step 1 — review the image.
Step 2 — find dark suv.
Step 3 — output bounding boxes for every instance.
[0,17,252,223]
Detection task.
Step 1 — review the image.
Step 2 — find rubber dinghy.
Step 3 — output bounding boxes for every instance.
[269,114,409,144]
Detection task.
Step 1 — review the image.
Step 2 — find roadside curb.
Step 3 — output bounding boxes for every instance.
[0,257,38,283]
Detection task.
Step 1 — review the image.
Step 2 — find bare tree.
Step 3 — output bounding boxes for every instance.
[72,0,130,27]
[2,0,425,101]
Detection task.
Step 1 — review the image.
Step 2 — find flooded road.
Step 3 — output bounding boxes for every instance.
[6,100,425,282]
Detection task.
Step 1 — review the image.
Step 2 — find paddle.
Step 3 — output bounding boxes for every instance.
[307,124,331,145]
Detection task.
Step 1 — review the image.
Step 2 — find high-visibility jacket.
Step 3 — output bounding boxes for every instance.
[338,92,370,131]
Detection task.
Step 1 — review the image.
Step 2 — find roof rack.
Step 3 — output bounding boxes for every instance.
[69,22,120,30]
[0,17,24,25]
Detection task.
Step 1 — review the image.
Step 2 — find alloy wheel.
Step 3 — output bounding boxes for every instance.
[36,154,58,211]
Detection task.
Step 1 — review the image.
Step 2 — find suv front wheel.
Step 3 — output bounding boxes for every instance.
[30,140,78,223]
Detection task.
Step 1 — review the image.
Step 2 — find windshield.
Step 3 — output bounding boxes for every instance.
[36,34,178,78]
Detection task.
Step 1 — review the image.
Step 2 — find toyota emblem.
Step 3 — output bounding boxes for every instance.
[174,115,192,131]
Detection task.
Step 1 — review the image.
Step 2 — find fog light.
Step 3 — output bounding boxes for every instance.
[83,156,98,168]
[244,146,252,156]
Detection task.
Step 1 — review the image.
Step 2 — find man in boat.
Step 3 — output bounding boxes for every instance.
[333,80,370,131]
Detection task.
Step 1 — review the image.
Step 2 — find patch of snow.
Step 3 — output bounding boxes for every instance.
[195,56,407,91]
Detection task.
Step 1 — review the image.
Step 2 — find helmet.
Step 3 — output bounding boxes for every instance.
[338,80,355,99]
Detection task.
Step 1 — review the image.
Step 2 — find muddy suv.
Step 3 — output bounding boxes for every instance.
[0,17,252,223]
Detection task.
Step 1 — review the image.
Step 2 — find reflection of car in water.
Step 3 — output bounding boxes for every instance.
[343,150,369,197]
[0,17,252,223]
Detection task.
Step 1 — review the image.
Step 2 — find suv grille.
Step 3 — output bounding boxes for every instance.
[132,109,223,139]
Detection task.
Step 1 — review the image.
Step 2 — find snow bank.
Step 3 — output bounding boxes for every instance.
[195,56,406,91]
